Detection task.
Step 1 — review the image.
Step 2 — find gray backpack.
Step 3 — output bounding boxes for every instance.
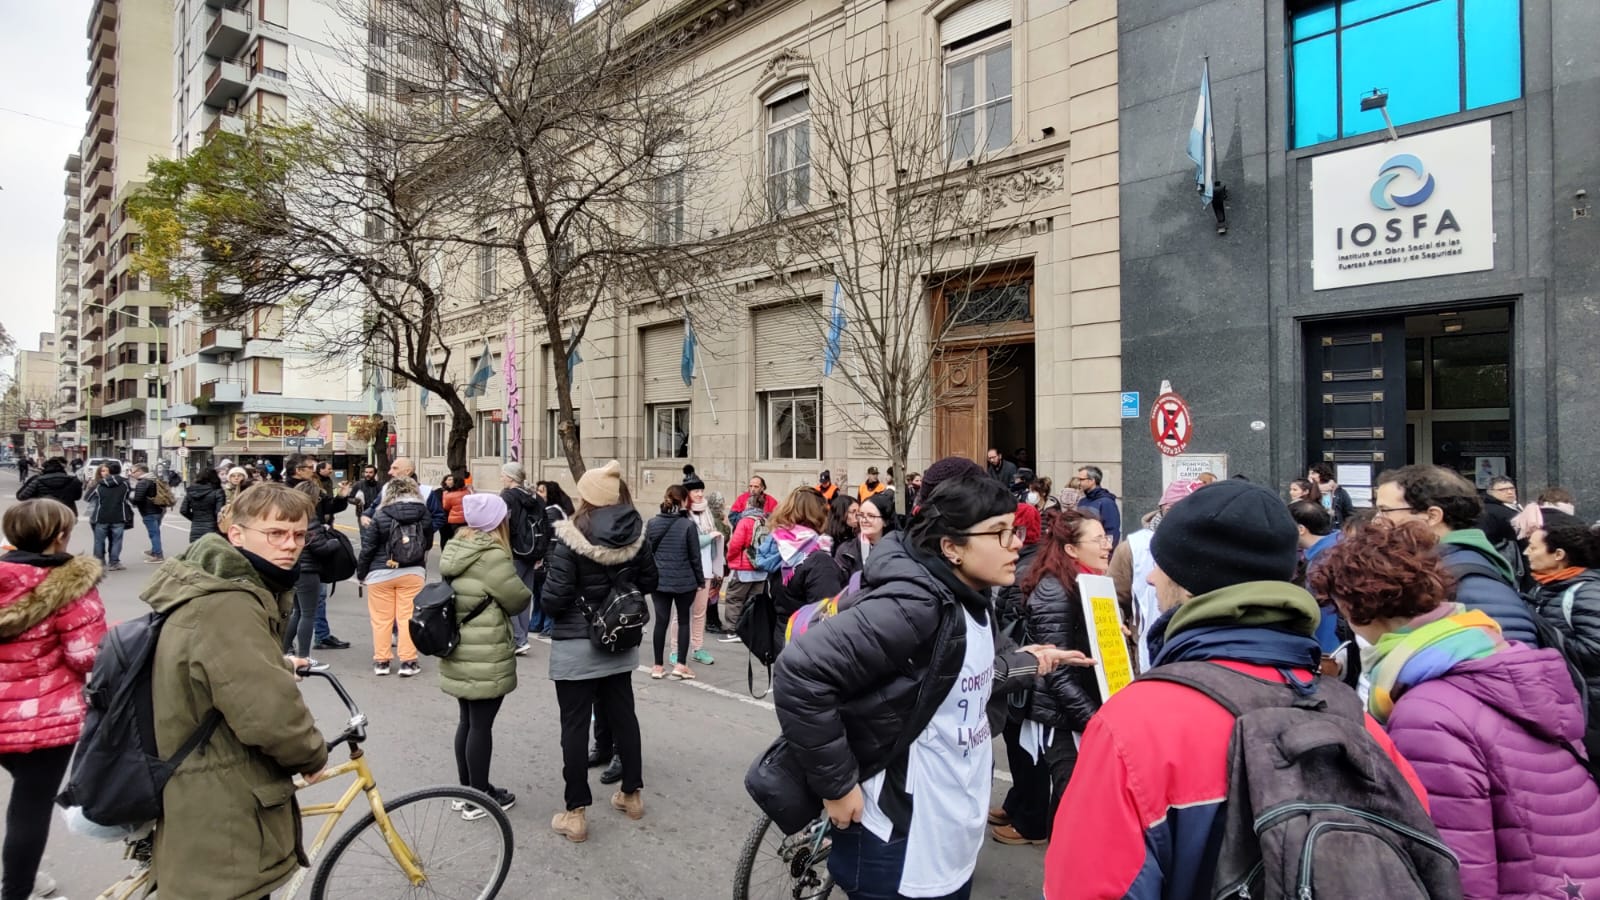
[1141,662,1462,900]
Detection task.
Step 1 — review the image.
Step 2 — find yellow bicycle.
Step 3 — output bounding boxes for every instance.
[99,670,513,899]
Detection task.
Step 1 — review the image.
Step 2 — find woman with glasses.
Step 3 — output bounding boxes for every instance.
[990,508,1112,847]
[768,473,1096,900]
[834,493,896,580]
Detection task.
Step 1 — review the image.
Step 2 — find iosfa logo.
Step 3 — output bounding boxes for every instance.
[1369,154,1437,211]
[1335,150,1460,251]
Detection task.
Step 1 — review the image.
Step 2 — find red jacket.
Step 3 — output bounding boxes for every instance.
[730,491,777,518]
[1043,661,1430,900]
[0,555,107,753]
[727,514,760,572]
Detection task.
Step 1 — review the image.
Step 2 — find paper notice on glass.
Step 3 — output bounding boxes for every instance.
[1077,574,1134,702]
[1336,464,1372,488]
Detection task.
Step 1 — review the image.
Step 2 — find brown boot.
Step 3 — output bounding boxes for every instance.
[990,824,1047,846]
[552,807,588,842]
[611,789,644,820]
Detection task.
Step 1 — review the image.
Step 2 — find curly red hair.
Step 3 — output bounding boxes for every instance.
[1305,520,1455,625]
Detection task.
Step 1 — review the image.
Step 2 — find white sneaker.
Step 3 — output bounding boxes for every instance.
[31,872,58,897]
[717,633,742,643]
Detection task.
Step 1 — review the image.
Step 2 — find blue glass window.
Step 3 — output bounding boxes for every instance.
[1288,0,1523,148]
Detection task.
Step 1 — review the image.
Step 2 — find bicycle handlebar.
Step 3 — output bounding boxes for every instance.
[298,669,368,752]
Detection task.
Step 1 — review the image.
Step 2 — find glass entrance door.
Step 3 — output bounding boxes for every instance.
[1404,307,1513,488]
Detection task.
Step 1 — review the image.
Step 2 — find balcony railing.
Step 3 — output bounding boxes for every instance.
[205,7,252,59]
[198,327,244,355]
[200,379,245,403]
[204,60,249,108]
[204,112,246,141]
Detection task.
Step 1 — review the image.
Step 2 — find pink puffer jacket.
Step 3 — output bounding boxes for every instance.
[0,554,106,753]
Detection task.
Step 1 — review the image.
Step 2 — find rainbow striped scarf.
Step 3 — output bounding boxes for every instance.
[1368,604,1504,725]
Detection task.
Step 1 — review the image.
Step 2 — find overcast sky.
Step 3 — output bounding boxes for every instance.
[0,1,95,354]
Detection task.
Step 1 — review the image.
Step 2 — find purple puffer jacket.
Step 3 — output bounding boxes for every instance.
[1386,643,1600,899]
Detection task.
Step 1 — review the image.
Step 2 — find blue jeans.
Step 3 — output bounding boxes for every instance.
[511,559,540,646]
[827,825,973,900]
[92,523,125,566]
[142,513,164,557]
[314,583,331,642]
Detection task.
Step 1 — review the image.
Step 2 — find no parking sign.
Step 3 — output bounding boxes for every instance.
[1149,391,1193,457]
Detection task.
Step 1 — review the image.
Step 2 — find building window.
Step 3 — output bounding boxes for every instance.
[427,415,447,458]
[648,403,690,459]
[942,1,1012,161]
[654,173,685,244]
[766,86,811,215]
[760,389,821,460]
[546,408,578,459]
[476,410,505,458]
[1289,0,1522,148]
[945,280,1032,327]
[367,68,388,96]
[477,230,497,301]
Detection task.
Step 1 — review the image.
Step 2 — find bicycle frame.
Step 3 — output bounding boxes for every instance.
[280,746,427,897]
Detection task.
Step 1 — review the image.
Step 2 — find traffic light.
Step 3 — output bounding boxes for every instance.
[178,421,189,442]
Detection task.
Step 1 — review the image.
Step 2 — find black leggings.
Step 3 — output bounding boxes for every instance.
[284,570,320,657]
[652,590,696,667]
[555,672,642,810]
[455,696,505,794]
[0,744,74,900]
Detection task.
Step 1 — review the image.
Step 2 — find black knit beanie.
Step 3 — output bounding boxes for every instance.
[681,464,706,491]
[1150,480,1300,596]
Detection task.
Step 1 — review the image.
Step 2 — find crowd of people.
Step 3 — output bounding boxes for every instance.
[3,445,1598,899]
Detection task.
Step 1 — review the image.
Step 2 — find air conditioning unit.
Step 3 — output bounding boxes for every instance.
[218,352,234,364]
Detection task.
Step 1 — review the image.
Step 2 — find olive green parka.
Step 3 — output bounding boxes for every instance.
[438,529,533,700]
[142,534,328,900]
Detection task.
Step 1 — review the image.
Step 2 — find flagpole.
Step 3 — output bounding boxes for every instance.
[696,341,719,425]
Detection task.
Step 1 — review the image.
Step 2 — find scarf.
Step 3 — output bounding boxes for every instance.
[1367,604,1503,725]
[1533,566,1586,586]
[239,548,300,593]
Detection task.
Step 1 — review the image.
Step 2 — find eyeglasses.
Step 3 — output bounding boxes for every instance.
[956,527,1022,545]
[1375,506,1417,517]
[239,525,309,546]
[1076,535,1113,547]
[857,512,883,522]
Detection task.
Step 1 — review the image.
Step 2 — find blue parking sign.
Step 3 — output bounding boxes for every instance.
[1120,391,1140,419]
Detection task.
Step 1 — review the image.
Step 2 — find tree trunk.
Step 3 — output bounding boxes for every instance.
[890,435,911,519]
[548,326,587,479]
[445,396,473,473]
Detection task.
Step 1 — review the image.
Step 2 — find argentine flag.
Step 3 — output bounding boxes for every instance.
[1186,60,1217,206]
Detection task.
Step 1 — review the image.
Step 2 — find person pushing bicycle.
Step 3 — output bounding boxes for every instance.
[140,482,329,899]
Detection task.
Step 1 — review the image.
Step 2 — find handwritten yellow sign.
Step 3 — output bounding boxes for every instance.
[1077,574,1135,701]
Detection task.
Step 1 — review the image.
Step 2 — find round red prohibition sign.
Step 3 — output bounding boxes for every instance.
[1149,392,1193,457]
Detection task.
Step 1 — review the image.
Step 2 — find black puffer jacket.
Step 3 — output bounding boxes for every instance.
[771,551,844,624]
[1532,569,1600,757]
[179,482,226,541]
[356,498,434,579]
[772,533,1041,813]
[543,505,660,642]
[18,469,83,511]
[645,510,702,594]
[1022,573,1101,733]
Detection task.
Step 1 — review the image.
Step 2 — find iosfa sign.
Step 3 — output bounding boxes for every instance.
[1311,119,1494,291]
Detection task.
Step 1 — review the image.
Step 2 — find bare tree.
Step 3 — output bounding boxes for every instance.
[130,115,486,470]
[373,0,734,476]
[738,39,1060,509]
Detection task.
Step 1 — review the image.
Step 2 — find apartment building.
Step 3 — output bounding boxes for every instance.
[392,0,1123,503]
[10,336,60,458]
[73,0,174,462]
[53,155,83,441]
[163,0,368,476]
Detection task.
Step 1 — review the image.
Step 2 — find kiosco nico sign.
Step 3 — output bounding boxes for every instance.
[1311,120,1494,290]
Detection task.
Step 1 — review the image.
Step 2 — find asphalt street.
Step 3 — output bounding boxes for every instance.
[0,469,1048,899]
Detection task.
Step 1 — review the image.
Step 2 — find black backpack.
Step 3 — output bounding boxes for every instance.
[580,568,649,654]
[305,525,357,584]
[385,517,427,568]
[408,581,495,657]
[57,603,223,828]
[506,490,549,562]
[1139,663,1462,900]
[736,585,780,698]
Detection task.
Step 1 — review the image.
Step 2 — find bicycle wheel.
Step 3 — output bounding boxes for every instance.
[310,785,513,900]
[732,814,834,900]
